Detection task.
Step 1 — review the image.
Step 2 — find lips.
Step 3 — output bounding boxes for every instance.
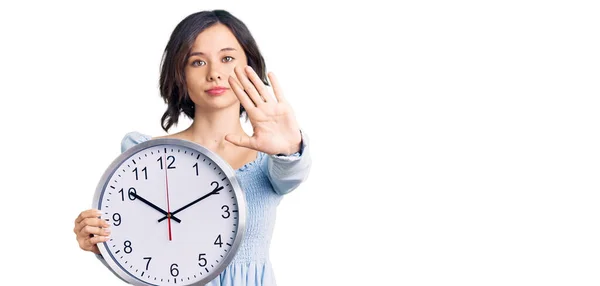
[206,87,229,96]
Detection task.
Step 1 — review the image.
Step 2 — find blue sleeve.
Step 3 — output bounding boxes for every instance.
[120,131,152,153]
[263,130,312,195]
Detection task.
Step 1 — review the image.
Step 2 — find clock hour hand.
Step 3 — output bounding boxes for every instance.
[130,192,182,223]
[157,182,224,223]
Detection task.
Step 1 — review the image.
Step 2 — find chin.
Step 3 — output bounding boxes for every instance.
[199,96,239,111]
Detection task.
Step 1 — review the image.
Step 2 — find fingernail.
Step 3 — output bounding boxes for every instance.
[104,228,111,233]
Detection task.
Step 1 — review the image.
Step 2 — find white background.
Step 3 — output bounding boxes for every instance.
[1,0,599,285]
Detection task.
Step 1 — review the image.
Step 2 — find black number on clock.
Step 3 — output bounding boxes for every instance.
[198,253,207,267]
[124,240,132,254]
[193,162,199,176]
[112,213,121,226]
[214,235,223,248]
[143,257,152,270]
[170,263,179,277]
[221,205,230,219]
[211,181,223,194]
[157,156,176,169]
[133,167,147,180]
[119,187,137,201]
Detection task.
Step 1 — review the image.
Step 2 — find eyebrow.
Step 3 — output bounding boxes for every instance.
[189,47,237,57]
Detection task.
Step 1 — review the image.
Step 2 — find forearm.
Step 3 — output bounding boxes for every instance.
[265,129,312,195]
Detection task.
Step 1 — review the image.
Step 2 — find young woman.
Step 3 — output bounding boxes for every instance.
[73,10,311,285]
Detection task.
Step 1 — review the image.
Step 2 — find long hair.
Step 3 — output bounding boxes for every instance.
[159,10,268,132]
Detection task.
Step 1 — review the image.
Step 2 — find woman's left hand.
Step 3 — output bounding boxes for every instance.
[226,66,302,156]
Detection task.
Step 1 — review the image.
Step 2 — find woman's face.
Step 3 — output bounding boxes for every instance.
[184,23,248,113]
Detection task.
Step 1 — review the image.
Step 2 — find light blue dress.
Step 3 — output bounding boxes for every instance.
[96,130,312,286]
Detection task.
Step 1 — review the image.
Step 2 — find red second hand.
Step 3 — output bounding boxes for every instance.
[164,154,173,241]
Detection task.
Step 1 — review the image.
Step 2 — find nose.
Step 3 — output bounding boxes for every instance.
[208,74,221,81]
[207,66,222,82]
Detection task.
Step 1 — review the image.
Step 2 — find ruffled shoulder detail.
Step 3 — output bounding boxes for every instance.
[120,131,152,153]
[236,151,266,172]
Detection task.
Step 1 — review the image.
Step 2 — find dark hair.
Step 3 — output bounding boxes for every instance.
[159,10,268,132]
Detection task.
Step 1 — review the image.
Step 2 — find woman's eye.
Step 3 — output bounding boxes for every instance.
[223,56,234,62]
[192,60,206,67]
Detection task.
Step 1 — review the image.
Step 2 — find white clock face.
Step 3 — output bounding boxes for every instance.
[93,140,245,286]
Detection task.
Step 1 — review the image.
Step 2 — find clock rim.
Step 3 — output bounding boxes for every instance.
[91,138,247,286]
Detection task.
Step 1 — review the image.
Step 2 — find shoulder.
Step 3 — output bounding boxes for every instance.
[121,131,152,153]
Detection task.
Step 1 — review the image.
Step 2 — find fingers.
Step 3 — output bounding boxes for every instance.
[82,223,111,236]
[74,209,110,253]
[89,235,109,246]
[229,75,256,112]
[74,209,102,233]
[77,225,110,251]
[234,66,266,106]
[74,216,108,235]
[78,234,107,254]
[75,209,102,225]
[224,133,256,150]
[268,72,286,104]
[245,66,273,103]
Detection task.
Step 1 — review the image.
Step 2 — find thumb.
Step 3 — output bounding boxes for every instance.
[225,133,256,150]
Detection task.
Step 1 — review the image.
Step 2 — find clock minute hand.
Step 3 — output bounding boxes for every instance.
[130,192,182,223]
[157,185,224,223]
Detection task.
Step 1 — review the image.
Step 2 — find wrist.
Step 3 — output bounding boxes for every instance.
[278,129,303,156]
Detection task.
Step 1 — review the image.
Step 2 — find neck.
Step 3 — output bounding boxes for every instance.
[183,104,246,150]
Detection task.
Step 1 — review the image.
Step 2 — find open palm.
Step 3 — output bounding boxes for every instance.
[226,66,302,155]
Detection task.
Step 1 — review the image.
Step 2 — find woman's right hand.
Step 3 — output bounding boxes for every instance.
[74,209,110,255]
